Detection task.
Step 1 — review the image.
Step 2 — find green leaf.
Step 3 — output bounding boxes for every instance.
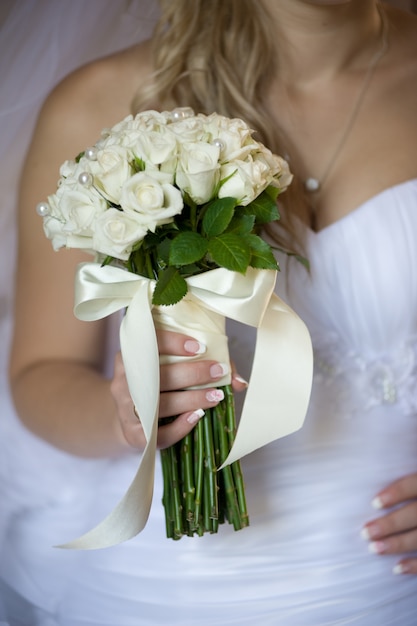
[169,231,208,266]
[156,238,171,266]
[152,267,188,306]
[241,189,280,224]
[132,155,146,172]
[225,214,255,235]
[202,197,236,237]
[178,263,203,277]
[244,234,279,270]
[208,234,251,273]
[264,184,280,202]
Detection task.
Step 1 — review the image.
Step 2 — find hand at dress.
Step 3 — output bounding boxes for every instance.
[361,473,417,575]
[110,330,248,451]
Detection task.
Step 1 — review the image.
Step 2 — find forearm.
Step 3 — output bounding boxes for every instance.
[10,359,130,458]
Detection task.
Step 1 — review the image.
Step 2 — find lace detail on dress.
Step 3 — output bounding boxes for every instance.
[313,333,417,416]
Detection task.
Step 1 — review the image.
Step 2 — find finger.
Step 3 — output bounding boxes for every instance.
[362,501,417,541]
[156,411,205,449]
[117,402,148,450]
[393,558,417,576]
[160,360,229,392]
[364,528,417,557]
[156,329,206,357]
[232,374,249,392]
[372,472,417,508]
[159,387,225,418]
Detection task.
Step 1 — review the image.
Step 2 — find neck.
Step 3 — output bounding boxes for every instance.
[261,1,383,85]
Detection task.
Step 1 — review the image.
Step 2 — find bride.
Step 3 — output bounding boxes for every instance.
[2,0,417,624]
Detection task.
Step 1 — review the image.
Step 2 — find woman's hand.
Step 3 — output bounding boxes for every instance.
[110,330,248,451]
[361,472,417,575]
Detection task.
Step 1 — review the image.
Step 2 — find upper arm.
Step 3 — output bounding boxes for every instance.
[9,49,150,381]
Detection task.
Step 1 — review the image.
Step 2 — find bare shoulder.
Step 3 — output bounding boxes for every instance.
[33,40,153,155]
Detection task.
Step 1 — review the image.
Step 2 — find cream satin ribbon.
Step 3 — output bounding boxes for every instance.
[59,263,312,549]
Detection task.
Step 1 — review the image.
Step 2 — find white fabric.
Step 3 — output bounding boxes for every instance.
[3,171,417,622]
[0,1,158,623]
[1,1,417,622]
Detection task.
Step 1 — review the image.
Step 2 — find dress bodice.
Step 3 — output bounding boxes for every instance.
[279,179,417,416]
[285,179,417,352]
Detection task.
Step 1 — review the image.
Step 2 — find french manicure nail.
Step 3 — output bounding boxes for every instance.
[187,408,205,424]
[393,562,410,575]
[371,496,385,510]
[184,339,206,355]
[360,526,371,541]
[360,522,379,541]
[368,540,386,554]
[210,362,229,378]
[234,374,249,386]
[206,389,225,402]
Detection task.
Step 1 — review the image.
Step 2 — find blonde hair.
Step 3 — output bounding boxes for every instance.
[132,0,307,253]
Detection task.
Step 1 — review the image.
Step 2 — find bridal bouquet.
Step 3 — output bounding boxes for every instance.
[38,107,295,545]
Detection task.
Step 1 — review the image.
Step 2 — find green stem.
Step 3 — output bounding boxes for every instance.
[160,385,249,538]
[168,443,183,539]
[194,418,204,536]
[160,447,174,538]
[202,408,218,532]
[215,395,241,529]
[180,432,195,535]
[224,385,249,529]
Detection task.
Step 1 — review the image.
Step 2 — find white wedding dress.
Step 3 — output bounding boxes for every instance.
[2,179,417,625]
[1,2,417,625]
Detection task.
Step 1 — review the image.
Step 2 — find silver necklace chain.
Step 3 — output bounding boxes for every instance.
[299,6,389,193]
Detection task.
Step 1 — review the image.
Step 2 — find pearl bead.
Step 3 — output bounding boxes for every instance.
[212,138,225,151]
[304,177,320,192]
[78,171,93,186]
[84,147,97,160]
[171,107,195,121]
[36,202,50,217]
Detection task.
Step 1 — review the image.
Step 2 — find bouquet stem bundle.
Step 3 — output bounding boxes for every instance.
[160,385,249,539]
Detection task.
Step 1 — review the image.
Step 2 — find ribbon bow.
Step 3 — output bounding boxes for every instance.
[59,263,312,549]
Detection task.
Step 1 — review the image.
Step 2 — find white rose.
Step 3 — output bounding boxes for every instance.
[203,114,256,161]
[93,208,148,260]
[42,214,68,251]
[59,158,78,178]
[133,129,178,172]
[100,111,170,144]
[274,154,293,191]
[168,116,207,142]
[175,141,221,204]
[109,111,171,143]
[120,170,183,231]
[43,180,107,251]
[219,157,271,205]
[88,144,133,204]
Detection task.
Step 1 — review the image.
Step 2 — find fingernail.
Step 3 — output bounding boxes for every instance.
[187,408,205,424]
[233,374,249,386]
[368,540,387,555]
[205,389,224,402]
[371,496,385,510]
[393,562,411,575]
[184,339,206,355]
[360,522,379,541]
[210,362,229,378]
